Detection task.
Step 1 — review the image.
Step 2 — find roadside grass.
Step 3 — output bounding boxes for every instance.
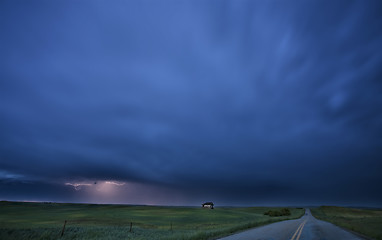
[0,201,304,240]
[311,206,382,240]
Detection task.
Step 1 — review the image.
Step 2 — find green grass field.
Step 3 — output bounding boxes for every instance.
[311,206,382,240]
[0,201,304,240]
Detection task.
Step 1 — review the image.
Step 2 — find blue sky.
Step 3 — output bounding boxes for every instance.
[1,0,382,206]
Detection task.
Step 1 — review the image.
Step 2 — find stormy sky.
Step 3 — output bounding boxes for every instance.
[1,0,382,207]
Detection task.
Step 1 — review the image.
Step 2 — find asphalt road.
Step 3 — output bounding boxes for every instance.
[218,209,365,240]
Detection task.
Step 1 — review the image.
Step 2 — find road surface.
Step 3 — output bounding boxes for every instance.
[218,209,365,240]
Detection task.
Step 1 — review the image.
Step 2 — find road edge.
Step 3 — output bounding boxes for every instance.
[310,209,375,240]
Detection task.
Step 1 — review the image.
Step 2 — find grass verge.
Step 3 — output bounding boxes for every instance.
[0,201,304,240]
[311,206,382,240]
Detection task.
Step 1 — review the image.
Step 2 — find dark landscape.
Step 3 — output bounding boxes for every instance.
[1,0,382,239]
[1,201,381,240]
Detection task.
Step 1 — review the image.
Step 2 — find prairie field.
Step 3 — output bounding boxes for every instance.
[0,201,304,240]
[311,206,382,240]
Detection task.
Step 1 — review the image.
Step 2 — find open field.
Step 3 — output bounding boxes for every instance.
[0,201,304,240]
[311,206,382,240]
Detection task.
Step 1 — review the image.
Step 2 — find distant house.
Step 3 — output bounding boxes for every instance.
[202,202,214,209]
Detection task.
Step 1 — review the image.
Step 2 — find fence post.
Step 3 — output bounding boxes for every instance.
[129,222,132,232]
[61,220,67,237]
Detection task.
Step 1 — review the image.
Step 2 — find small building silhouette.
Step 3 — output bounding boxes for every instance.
[202,202,214,209]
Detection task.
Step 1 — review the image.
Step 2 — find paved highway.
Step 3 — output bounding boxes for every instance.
[218,209,365,240]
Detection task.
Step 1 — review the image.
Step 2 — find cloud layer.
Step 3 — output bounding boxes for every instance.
[1,0,382,206]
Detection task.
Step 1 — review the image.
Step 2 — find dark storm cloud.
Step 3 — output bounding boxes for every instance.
[1,0,382,206]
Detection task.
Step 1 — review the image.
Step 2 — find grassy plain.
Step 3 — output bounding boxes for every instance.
[311,206,382,240]
[0,201,304,240]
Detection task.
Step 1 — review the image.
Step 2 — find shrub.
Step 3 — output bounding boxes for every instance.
[264,208,291,217]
